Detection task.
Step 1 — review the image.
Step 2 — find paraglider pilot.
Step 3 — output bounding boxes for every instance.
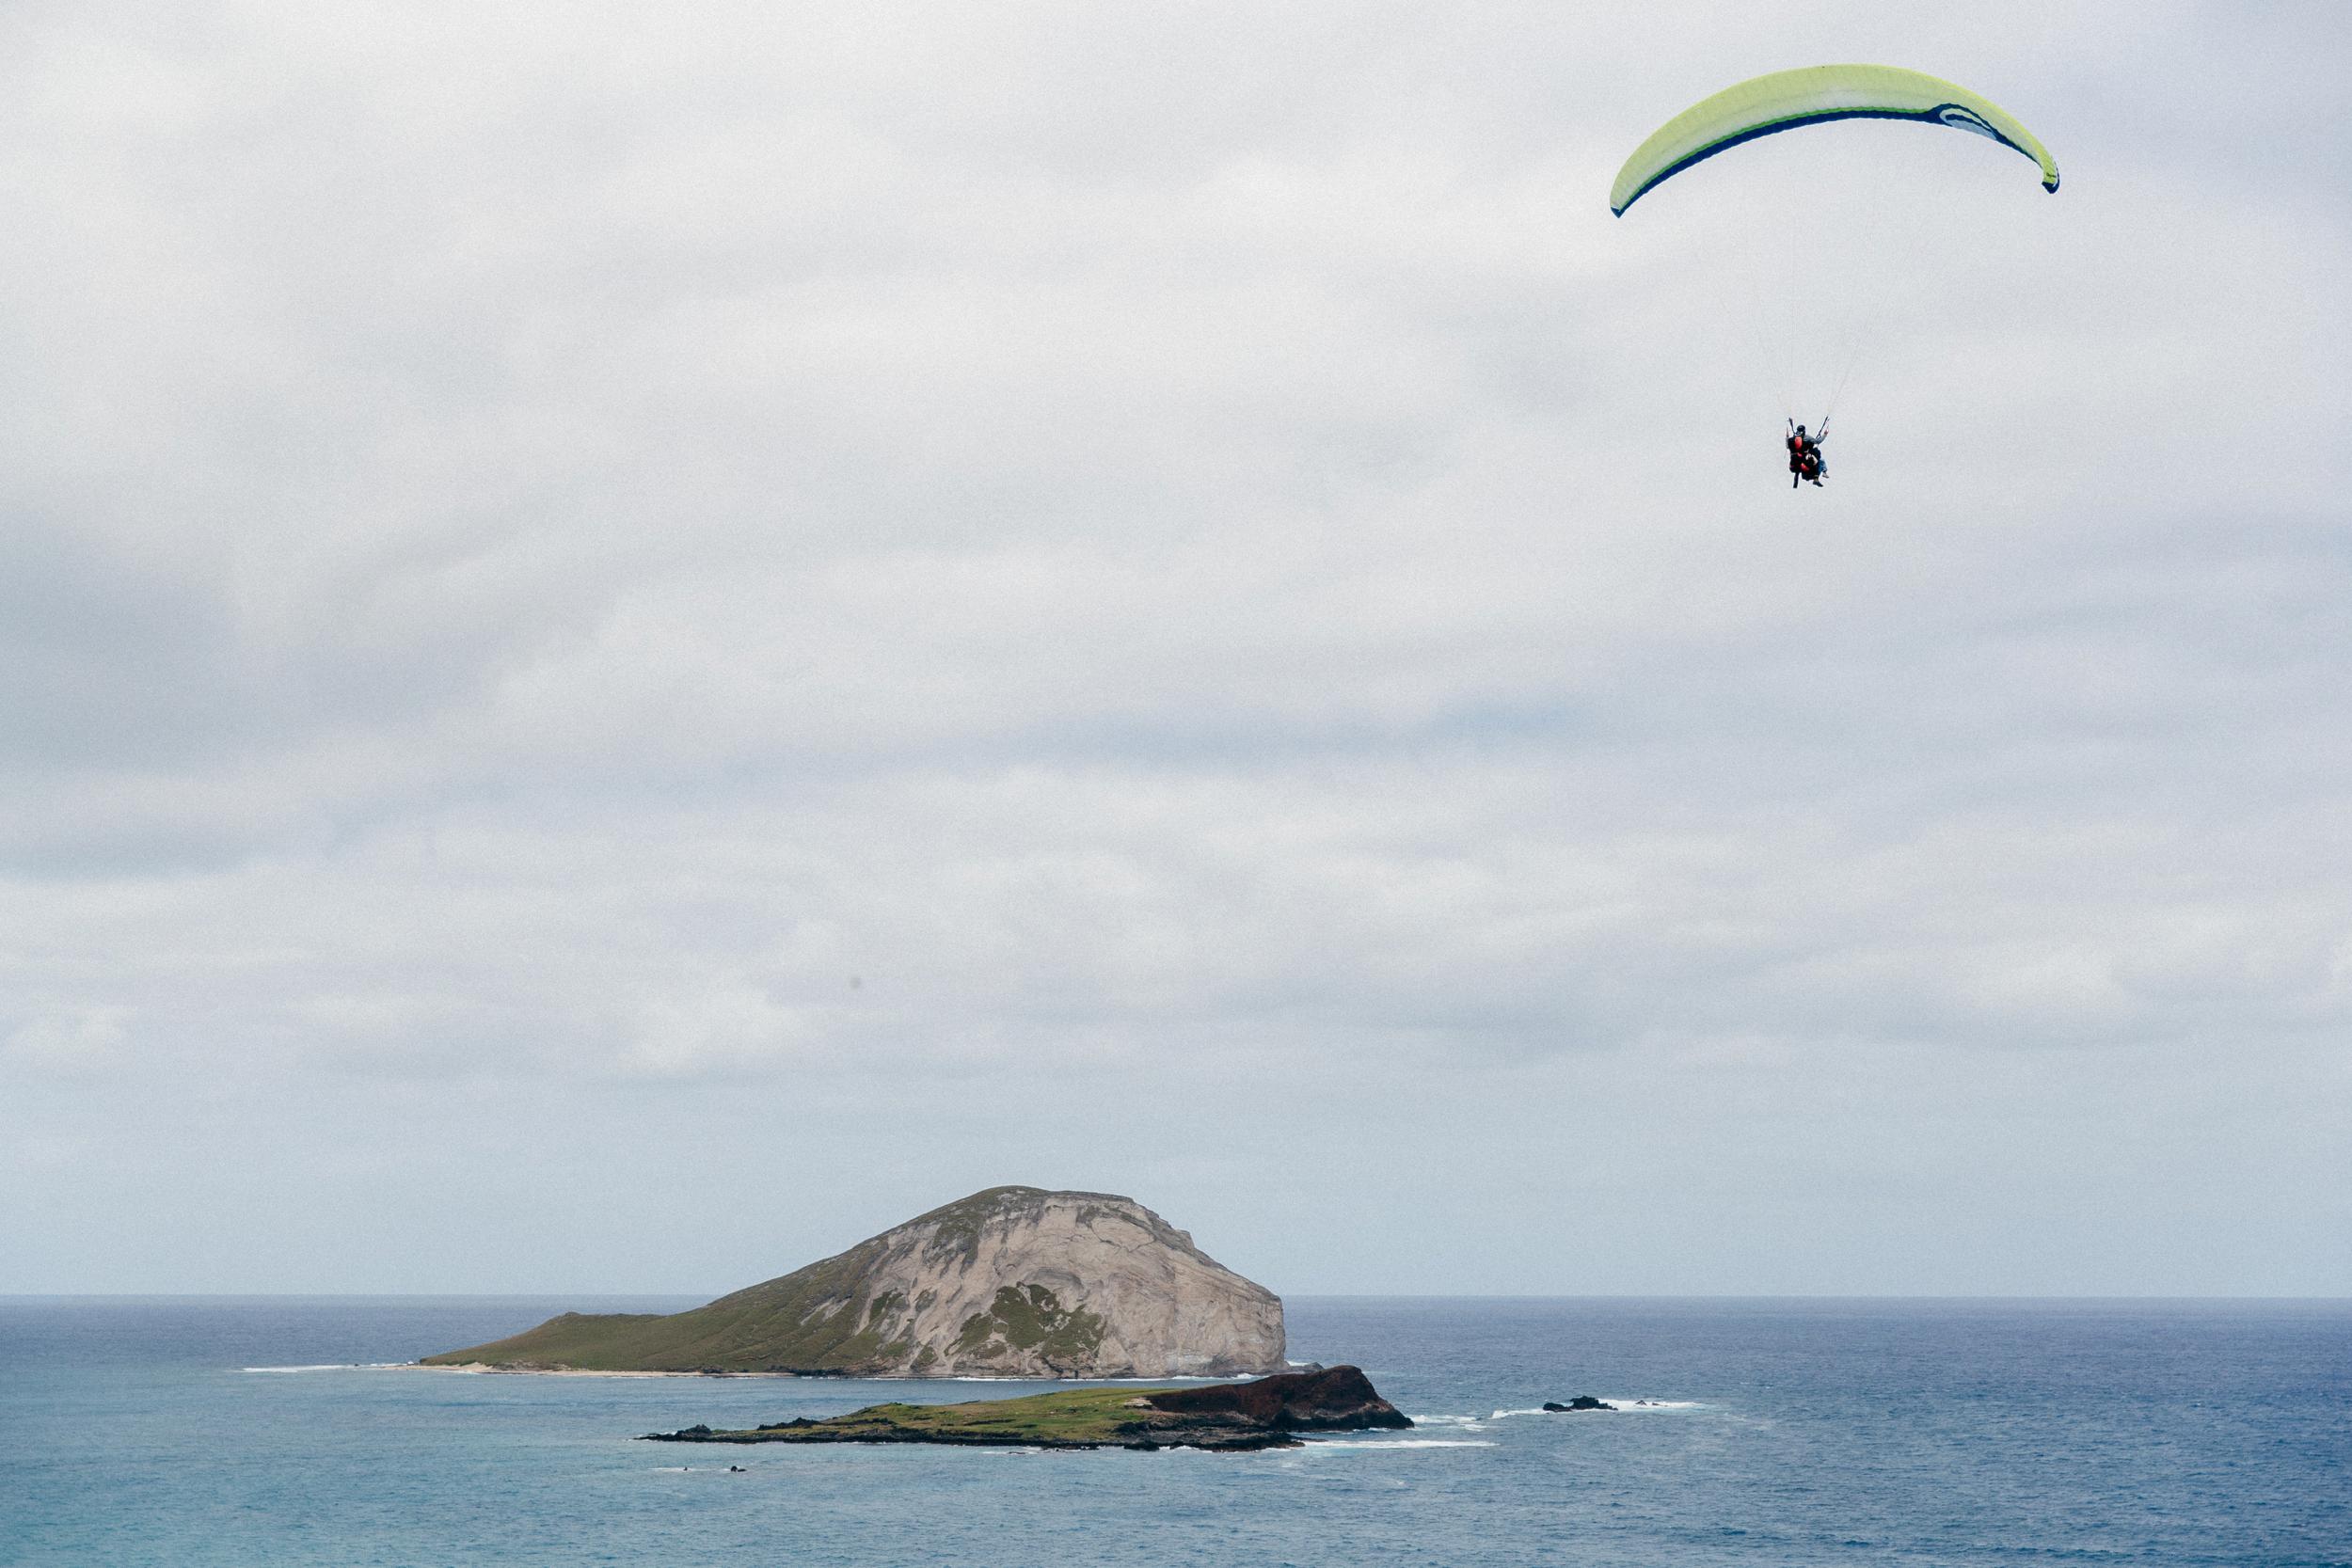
[1787,420,1826,487]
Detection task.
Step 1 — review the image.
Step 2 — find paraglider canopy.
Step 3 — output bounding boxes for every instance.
[1611,64,2059,215]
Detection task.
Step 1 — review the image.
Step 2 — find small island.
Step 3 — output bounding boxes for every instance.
[639,1365,1411,1452]
[425,1186,1284,1379]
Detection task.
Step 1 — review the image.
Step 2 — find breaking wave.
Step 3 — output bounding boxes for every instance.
[1490,1399,1704,1418]
[1300,1438,1498,1450]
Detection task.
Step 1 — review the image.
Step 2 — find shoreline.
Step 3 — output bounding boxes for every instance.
[406,1363,803,1379]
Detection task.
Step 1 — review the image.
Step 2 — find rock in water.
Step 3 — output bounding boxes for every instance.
[1541,1396,1616,1412]
[421,1186,1285,1377]
[1136,1365,1413,1432]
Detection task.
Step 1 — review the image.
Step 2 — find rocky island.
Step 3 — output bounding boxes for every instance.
[641,1365,1410,1452]
[422,1186,1286,1377]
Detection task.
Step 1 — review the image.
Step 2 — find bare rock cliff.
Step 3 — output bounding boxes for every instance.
[423,1186,1286,1378]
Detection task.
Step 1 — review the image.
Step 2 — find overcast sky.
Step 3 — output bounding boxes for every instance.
[3,0,2346,1298]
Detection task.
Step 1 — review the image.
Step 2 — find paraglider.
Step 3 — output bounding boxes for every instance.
[1610,65,2058,488]
[1609,64,2059,218]
[1787,421,1826,488]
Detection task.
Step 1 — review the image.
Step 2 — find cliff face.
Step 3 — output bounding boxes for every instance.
[423,1186,1286,1378]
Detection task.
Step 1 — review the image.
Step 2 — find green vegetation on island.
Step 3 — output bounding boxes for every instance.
[659,1386,1186,1449]
[641,1366,1412,1452]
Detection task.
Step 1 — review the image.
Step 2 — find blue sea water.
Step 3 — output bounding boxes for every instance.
[2,1296,2345,1567]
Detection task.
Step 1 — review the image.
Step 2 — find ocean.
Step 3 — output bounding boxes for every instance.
[2,1296,2344,1566]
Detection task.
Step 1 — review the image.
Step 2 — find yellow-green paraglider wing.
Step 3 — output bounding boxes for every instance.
[1610,64,2058,215]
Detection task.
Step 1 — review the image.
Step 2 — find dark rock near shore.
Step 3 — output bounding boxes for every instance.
[1542,1396,1616,1412]
[1141,1365,1411,1433]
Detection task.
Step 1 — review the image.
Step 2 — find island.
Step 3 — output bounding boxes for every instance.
[639,1365,1411,1452]
[421,1186,1286,1378]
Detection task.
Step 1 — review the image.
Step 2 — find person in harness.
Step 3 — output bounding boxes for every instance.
[1786,420,1826,487]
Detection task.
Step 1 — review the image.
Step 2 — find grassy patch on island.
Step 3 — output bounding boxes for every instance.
[653,1385,1185,1448]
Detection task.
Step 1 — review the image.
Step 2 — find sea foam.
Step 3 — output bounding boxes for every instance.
[1300,1438,1498,1450]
